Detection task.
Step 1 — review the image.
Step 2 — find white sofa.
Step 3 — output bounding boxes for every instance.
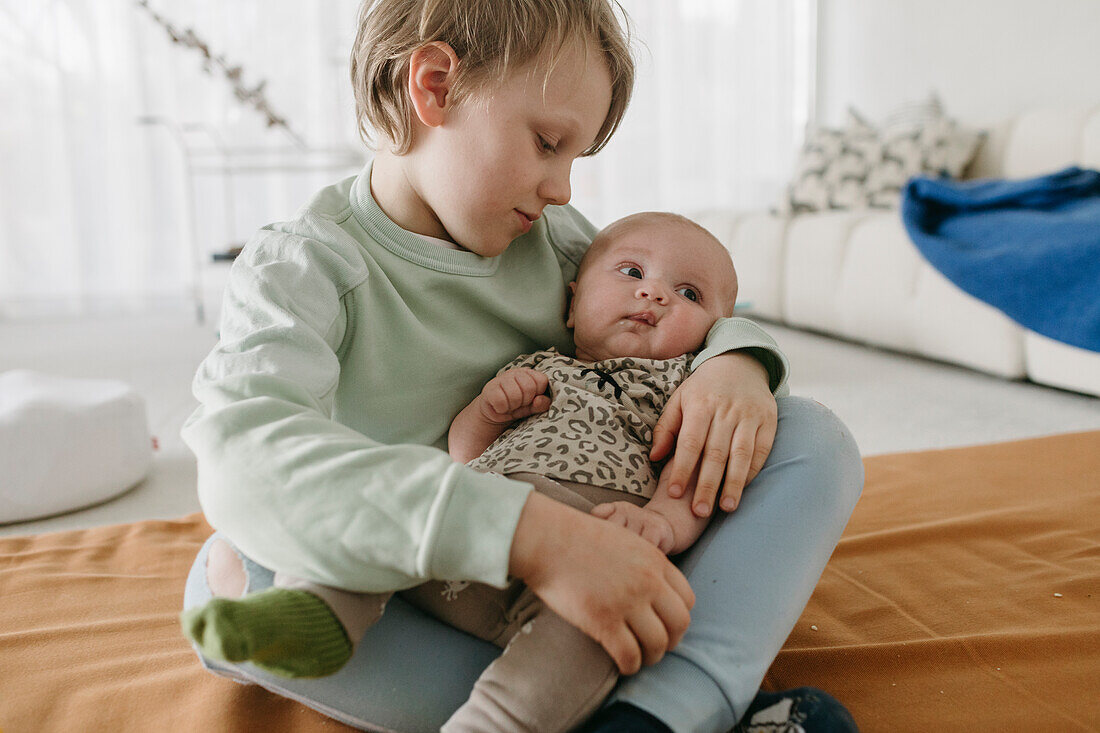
[699,105,1100,397]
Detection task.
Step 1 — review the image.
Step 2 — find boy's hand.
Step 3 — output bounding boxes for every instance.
[650,352,777,517]
[591,502,675,554]
[510,493,694,676]
[478,367,551,424]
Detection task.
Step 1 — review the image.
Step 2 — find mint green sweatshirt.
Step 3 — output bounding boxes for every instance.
[181,166,789,593]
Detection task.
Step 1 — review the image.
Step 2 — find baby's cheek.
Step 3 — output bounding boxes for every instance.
[683,316,715,351]
[659,324,697,358]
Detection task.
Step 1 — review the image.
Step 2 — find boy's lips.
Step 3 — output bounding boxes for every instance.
[515,209,539,233]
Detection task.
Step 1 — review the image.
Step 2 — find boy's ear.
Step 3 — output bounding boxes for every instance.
[408,42,460,128]
[565,281,578,328]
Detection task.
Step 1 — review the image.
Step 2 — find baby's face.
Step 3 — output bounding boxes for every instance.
[567,219,737,362]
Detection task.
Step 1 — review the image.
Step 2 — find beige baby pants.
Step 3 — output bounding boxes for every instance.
[276,473,647,733]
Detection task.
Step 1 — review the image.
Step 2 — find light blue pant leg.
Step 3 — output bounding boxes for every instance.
[182,396,861,733]
[184,533,499,732]
[606,396,864,733]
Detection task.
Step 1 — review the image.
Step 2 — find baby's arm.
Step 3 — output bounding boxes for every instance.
[591,487,711,556]
[448,367,551,464]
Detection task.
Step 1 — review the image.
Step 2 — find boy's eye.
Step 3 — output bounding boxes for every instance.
[676,287,699,302]
[538,135,557,154]
[618,265,643,279]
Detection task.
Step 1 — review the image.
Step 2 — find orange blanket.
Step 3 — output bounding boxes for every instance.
[2,431,1098,732]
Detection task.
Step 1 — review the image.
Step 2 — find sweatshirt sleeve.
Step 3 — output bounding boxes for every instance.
[690,317,791,397]
[181,229,533,593]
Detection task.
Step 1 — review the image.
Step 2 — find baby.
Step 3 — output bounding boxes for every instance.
[183,211,739,731]
[451,210,739,555]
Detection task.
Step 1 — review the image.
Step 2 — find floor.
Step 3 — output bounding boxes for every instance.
[2,313,1098,538]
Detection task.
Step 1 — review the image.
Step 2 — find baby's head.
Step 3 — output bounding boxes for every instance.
[567,213,738,362]
[350,0,635,256]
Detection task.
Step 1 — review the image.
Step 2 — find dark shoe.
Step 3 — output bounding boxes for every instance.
[580,701,673,733]
[734,687,858,733]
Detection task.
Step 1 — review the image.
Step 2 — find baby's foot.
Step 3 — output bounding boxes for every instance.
[591,502,676,554]
[180,587,352,678]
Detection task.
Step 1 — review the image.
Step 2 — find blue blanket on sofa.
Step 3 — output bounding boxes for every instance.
[901,166,1100,352]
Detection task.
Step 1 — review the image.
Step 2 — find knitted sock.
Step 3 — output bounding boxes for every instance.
[180,587,352,678]
[734,687,859,733]
[579,702,673,733]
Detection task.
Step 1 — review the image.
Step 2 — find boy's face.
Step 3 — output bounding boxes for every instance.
[567,220,737,362]
[402,37,613,257]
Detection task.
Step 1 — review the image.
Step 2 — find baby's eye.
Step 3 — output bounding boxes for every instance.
[618,265,643,279]
[676,287,699,302]
[537,135,557,154]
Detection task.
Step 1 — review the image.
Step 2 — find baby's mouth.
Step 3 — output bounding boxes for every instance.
[626,311,656,326]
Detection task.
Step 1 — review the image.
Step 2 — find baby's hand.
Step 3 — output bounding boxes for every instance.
[591,502,676,555]
[478,367,551,424]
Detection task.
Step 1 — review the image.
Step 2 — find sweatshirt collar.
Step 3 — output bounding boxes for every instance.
[350,162,501,276]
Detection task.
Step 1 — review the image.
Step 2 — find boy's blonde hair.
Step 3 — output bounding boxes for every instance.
[351,0,634,155]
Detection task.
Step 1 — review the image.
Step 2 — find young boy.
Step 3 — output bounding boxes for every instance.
[184,212,739,731]
[180,2,862,731]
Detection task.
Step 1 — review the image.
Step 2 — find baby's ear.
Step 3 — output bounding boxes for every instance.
[565,281,578,327]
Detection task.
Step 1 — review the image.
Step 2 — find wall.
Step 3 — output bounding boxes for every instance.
[816,0,1100,126]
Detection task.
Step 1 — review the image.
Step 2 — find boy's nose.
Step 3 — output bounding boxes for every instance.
[636,281,669,305]
[539,166,572,206]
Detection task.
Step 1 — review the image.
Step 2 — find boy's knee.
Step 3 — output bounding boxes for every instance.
[775,396,864,509]
[206,538,248,598]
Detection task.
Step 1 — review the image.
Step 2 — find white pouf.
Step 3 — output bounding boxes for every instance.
[0,370,152,524]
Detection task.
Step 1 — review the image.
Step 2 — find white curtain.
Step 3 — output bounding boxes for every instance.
[0,0,813,317]
[0,0,363,318]
[573,0,816,226]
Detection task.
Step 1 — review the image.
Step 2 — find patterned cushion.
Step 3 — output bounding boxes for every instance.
[877,91,945,135]
[776,95,985,214]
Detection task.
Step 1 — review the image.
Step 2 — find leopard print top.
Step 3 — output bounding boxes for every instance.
[467,348,689,498]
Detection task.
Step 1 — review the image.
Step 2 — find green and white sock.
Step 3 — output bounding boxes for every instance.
[180,587,352,678]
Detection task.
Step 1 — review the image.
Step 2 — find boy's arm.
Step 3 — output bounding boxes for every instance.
[650,317,790,519]
[691,317,790,396]
[447,367,551,464]
[184,230,538,593]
